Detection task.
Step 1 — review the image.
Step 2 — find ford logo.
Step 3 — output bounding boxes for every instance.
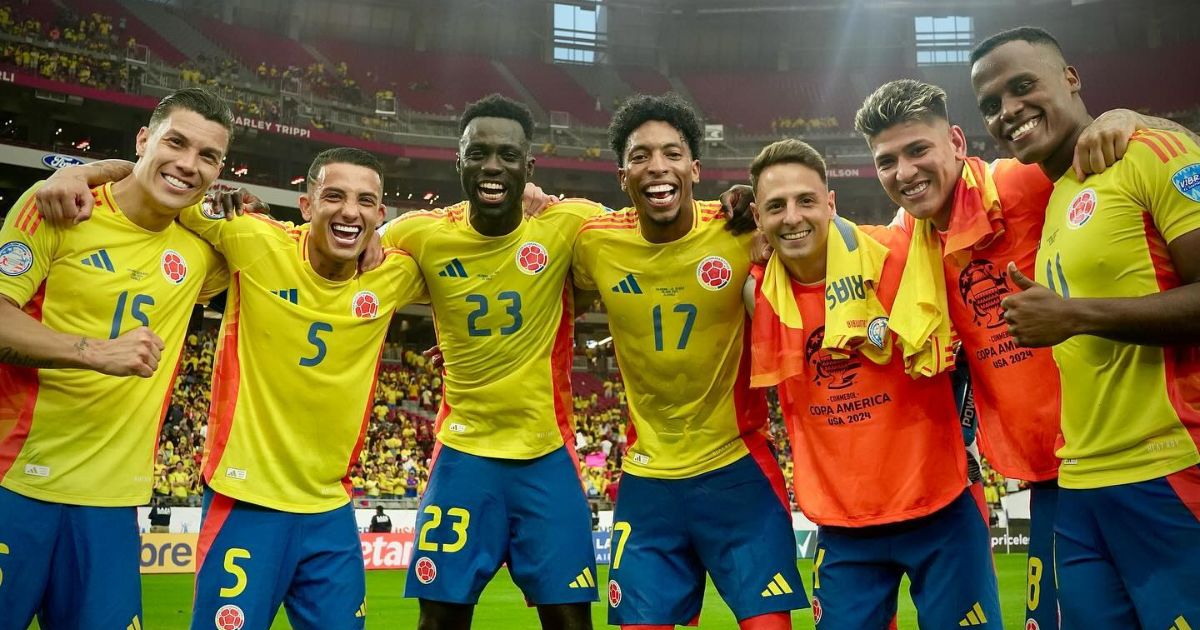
[42,154,86,169]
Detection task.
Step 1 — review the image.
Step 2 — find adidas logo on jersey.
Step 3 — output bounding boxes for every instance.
[270,288,298,304]
[125,615,142,630]
[611,273,643,294]
[1169,615,1194,630]
[438,258,468,278]
[760,573,794,597]
[354,600,367,619]
[81,249,115,272]
[958,602,989,626]
[568,567,596,589]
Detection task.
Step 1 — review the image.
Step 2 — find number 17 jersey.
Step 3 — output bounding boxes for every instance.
[381,200,605,460]
[572,202,767,479]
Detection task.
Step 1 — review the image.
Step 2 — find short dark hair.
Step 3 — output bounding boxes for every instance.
[854,79,949,139]
[970,26,1064,66]
[749,139,827,192]
[459,94,535,141]
[306,147,385,191]
[608,93,703,166]
[148,87,234,141]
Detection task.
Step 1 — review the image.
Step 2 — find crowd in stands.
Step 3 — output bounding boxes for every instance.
[150,324,1018,519]
[770,115,840,135]
[0,5,143,90]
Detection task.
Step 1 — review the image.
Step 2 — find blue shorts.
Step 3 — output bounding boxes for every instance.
[607,452,807,626]
[404,443,597,606]
[811,488,1001,629]
[0,486,142,630]
[1055,465,1200,629]
[1025,481,1058,630]
[192,488,366,630]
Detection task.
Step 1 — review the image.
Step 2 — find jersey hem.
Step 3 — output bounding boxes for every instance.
[802,482,967,528]
[619,443,749,480]
[1056,453,1200,490]
[205,479,352,514]
[0,478,149,507]
[433,436,563,461]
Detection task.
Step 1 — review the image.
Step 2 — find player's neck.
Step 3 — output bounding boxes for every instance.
[782,251,826,285]
[468,203,522,237]
[639,198,694,244]
[110,177,176,232]
[1041,114,1094,182]
[307,245,357,282]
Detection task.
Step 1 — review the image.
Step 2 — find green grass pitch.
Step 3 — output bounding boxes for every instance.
[48,553,1029,629]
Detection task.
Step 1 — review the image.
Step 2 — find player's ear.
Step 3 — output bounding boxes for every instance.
[617,167,628,192]
[525,156,536,181]
[454,157,462,174]
[827,189,838,217]
[949,125,968,161]
[750,200,762,228]
[1065,64,1082,95]
[691,159,701,184]
[298,193,313,221]
[134,126,150,158]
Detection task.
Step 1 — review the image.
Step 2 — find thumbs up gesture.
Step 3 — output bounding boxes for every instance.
[1000,262,1078,348]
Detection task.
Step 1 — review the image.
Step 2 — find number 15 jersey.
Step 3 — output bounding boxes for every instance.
[381,200,605,460]
[0,182,227,506]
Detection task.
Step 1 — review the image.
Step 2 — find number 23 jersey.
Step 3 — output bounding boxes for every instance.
[381,200,605,460]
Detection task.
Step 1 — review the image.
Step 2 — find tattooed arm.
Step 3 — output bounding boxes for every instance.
[0,296,165,376]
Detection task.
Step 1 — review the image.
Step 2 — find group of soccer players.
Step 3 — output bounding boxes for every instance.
[0,23,1197,630]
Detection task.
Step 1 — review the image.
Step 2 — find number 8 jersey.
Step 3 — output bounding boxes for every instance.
[0,182,228,506]
[381,199,605,460]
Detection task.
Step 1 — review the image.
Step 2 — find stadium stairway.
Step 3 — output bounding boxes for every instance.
[557,63,634,117]
[491,59,548,121]
[115,0,243,72]
[666,73,704,117]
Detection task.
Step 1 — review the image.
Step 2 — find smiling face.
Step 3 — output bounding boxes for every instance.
[619,120,700,226]
[868,118,966,227]
[457,116,533,223]
[132,108,229,212]
[752,161,835,278]
[971,39,1088,177]
[299,161,385,270]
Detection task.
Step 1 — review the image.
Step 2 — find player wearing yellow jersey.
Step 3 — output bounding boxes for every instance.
[972,27,1200,627]
[0,88,232,630]
[41,147,428,629]
[382,95,602,630]
[575,95,806,630]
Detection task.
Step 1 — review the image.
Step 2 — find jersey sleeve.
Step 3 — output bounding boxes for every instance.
[386,249,429,307]
[196,247,231,304]
[178,205,298,269]
[570,231,598,291]
[1128,130,1200,243]
[0,182,61,307]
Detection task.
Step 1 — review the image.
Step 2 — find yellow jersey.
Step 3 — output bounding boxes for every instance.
[0,182,227,506]
[381,199,605,459]
[180,208,427,513]
[572,201,768,479]
[1038,130,1200,489]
